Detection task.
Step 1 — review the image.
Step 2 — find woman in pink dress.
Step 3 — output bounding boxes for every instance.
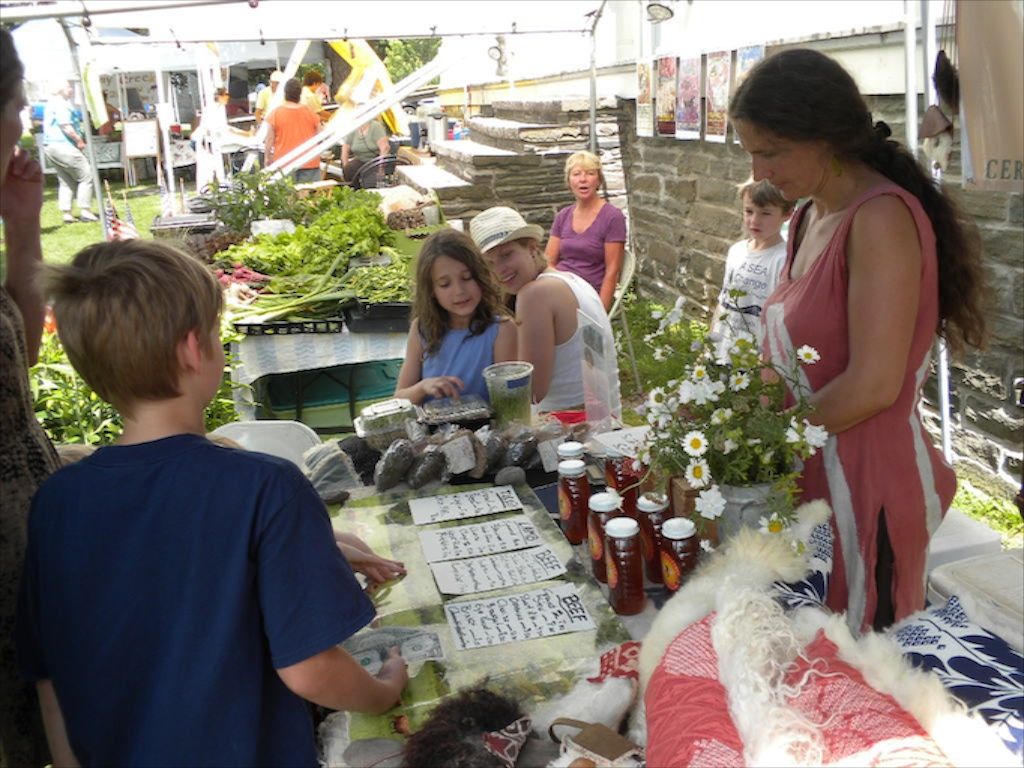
[730,49,986,633]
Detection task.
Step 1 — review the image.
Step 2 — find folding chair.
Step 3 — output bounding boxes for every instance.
[609,247,642,392]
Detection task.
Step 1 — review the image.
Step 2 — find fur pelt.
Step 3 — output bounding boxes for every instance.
[629,500,830,744]
[530,674,635,737]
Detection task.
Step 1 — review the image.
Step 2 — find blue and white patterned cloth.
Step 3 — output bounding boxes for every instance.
[773,521,1024,757]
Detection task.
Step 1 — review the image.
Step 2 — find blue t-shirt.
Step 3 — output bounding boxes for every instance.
[42,96,79,146]
[16,434,374,767]
[421,320,501,402]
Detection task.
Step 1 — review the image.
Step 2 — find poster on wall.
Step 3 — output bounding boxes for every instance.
[675,56,702,140]
[732,45,765,144]
[636,60,654,138]
[705,50,732,143]
[655,56,678,137]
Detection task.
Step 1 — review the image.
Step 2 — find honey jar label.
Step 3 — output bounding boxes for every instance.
[588,519,604,561]
[558,487,571,520]
[661,551,682,591]
[606,552,619,589]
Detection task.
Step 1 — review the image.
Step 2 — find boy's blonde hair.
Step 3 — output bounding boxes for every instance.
[47,240,223,414]
[565,150,605,188]
[738,178,795,214]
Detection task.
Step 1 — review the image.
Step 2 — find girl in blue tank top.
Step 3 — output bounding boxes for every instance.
[395,229,516,404]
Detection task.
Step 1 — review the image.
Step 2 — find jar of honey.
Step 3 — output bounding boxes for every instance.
[659,517,699,592]
[587,491,621,583]
[604,517,645,615]
[604,450,642,521]
[556,441,586,462]
[557,459,590,545]
[637,492,670,584]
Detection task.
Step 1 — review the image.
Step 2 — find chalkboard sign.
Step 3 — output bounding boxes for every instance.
[122,118,160,159]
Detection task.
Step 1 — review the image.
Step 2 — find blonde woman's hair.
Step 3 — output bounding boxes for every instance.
[47,239,223,416]
[565,150,605,188]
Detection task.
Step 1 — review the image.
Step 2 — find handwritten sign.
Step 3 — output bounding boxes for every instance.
[445,584,595,651]
[419,516,542,563]
[410,485,522,526]
[430,546,566,596]
[592,426,651,460]
[122,118,160,159]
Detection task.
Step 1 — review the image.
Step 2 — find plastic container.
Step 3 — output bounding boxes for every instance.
[604,517,645,615]
[556,441,586,462]
[637,492,671,584]
[660,517,699,592]
[483,361,534,427]
[418,394,491,427]
[557,459,590,545]
[343,301,412,334]
[354,397,417,450]
[587,491,621,584]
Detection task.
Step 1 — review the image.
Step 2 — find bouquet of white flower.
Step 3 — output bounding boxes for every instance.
[639,325,828,536]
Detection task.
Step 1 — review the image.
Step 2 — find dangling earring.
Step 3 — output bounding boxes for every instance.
[830,156,843,177]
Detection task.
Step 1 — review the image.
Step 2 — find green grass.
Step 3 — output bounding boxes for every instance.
[955,479,1023,549]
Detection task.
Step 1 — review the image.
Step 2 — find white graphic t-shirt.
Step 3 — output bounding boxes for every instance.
[712,239,787,359]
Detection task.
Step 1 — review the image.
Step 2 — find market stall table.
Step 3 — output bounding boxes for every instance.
[230,329,406,421]
[321,481,632,766]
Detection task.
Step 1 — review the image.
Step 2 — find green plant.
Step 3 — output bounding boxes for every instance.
[615,294,705,401]
[201,172,310,236]
[31,331,242,446]
[640,317,827,531]
[384,38,442,83]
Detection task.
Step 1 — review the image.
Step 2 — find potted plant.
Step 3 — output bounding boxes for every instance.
[639,318,828,546]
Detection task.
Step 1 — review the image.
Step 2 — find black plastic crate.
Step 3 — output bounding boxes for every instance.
[343,302,412,334]
[233,318,345,336]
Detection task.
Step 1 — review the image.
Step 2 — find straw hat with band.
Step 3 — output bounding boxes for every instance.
[470,207,545,253]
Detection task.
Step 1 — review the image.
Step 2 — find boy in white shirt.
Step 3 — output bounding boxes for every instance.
[711,178,794,358]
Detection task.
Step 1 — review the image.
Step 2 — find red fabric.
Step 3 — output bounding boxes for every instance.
[548,409,588,425]
[266,102,320,170]
[761,184,955,631]
[645,614,745,767]
[586,640,641,683]
[645,617,952,766]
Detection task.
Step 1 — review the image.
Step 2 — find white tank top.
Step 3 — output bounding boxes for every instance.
[535,270,621,417]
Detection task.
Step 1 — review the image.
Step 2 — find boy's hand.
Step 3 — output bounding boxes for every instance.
[335,532,406,585]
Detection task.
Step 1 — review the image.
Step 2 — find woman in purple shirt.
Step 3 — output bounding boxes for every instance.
[545,151,627,311]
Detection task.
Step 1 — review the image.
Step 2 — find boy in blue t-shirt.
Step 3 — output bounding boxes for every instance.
[16,240,408,766]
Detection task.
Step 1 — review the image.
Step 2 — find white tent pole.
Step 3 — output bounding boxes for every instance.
[266,51,452,175]
[58,19,108,237]
[156,69,176,199]
[922,0,954,463]
[904,1,919,156]
[589,1,607,155]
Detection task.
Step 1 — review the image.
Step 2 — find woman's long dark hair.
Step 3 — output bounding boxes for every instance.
[413,228,508,355]
[729,48,986,356]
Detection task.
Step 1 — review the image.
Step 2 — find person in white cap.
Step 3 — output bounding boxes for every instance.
[470,206,621,418]
[254,70,284,128]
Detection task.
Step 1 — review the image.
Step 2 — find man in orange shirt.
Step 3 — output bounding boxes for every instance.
[264,78,321,182]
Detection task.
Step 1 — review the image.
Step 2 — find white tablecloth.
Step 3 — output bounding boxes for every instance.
[230,330,407,419]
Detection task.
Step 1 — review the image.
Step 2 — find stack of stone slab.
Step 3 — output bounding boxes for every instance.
[397,96,626,234]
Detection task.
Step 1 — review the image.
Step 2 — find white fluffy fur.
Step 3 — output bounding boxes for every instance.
[530,674,635,737]
[629,500,830,744]
[317,711,351,768]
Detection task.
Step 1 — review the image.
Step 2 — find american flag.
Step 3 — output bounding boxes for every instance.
[102,182,139,241]
[103,199,139,241]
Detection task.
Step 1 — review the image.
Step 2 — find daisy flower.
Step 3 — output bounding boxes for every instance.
[683,430,708,457]
[805,423,829,449]
[691,364,708,382]
[685,458,711,488]
[699,539,715,553]
[758,515,784,535]
[796,345,821,364]
[710,407,733,425]
[696,486,726,520]
[730,371,750,391]
[722,438,738,454]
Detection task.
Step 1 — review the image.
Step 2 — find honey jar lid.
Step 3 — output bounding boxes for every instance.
[661,517,696,539]
[557,459,587,477]
[637,492,669,514]
[604,516,640,538]
[588,491,622,513]
[556,441,586,460]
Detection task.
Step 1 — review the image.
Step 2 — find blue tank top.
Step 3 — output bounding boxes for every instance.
[421,320,502,403]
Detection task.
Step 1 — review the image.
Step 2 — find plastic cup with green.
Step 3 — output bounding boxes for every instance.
[483,361,534,427]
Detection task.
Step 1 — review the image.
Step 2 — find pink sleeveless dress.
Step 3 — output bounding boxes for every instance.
[761,183,955,633]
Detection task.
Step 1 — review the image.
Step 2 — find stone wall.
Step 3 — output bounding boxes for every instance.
[617,96,1024,495]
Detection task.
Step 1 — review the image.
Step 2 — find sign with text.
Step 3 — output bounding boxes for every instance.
[419,516,542,563]
[410,485,523,526]
[430,546,566,596]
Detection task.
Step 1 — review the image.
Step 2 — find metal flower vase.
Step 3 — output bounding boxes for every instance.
[717,483,774,542]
